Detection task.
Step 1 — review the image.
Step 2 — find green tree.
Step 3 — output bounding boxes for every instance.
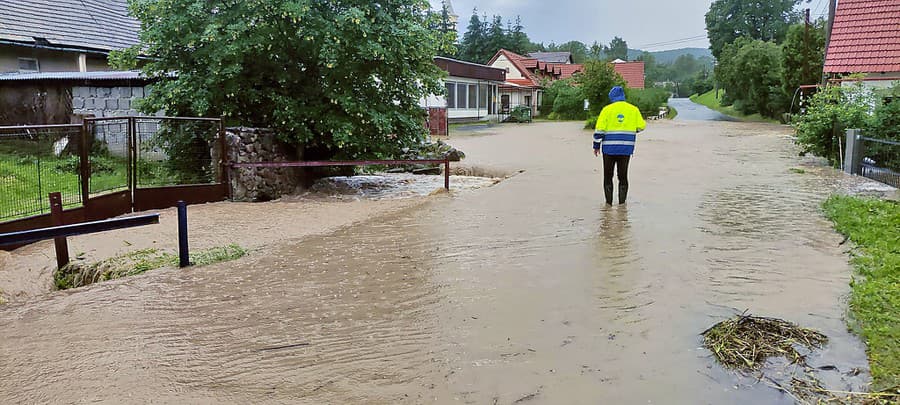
[433,1,459,57]
[508,16,533,55]
[716,38,786,117]
[588,41,604,61]
[459,10,487,63]
[705,0,801,58]
[550,80,587,120]
[781,22,825,100]
[579,60,627,116]
[794,84,876,164]
[120,0,445,159]
[606,36,628,61]
[485,15,508,61]
[554,41,588,63]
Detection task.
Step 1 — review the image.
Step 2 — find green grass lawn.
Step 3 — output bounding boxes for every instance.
[690,90,780,124]
[0,151,182,220]
[823,196,900,389]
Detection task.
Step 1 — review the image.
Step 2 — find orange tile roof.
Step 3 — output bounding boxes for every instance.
[824,0,900,73]
[612,61,645,89]
[486,49,587,86]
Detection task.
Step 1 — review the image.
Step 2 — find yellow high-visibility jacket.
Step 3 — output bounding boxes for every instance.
[593,101,646,156]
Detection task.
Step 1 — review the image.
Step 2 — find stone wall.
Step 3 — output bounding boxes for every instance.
[225,127,303,201]
[72,85,150,118]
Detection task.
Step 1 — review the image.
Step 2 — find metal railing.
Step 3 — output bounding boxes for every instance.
[845,129,900,188]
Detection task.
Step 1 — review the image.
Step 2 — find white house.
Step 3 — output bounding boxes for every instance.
[422,56,506,124]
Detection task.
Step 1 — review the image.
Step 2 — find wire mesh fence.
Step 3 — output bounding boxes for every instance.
[135,118,221,187]
[1,117,225,224]
[860,136,900,188]
[0,125,83,220]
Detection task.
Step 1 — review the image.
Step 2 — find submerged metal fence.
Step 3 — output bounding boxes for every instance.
[845,129,900,188]
[1,117,227,227]
[0,124,83,220]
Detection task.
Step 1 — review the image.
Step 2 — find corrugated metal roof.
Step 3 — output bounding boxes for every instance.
[824,0,900,73]
[528,52,573,64]
[0,0,140,52]
[0,70,149,81]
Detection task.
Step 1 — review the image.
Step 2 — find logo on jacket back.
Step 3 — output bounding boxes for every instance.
[617,114,625,123]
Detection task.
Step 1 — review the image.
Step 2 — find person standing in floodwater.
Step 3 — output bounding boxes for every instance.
[593,86,647,205]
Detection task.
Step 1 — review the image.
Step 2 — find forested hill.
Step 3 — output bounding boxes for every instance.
[642,48,713,64]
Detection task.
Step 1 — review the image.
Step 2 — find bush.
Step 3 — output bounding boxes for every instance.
[551,82,588,120]
[53,155,118,174]
[794,84,876,164]
[626,88,671,117]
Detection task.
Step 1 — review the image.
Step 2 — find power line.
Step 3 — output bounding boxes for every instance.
[635,34,708,48]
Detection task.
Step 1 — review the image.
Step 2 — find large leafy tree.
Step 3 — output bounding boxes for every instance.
[705,0,800,58]
[781,22,825,97]
[716,38,786,117]
[605,37,628,61]
[119,0,445,159]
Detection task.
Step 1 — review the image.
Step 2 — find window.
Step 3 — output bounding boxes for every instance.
[17,58,39,73]
[479,84,489,110]
[446,82,456,108]
[456,83,467,110]
[525,95,532,107]
[468,84,477,109]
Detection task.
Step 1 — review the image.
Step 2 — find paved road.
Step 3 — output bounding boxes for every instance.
[0,120,871,404]
[669,97,739,121]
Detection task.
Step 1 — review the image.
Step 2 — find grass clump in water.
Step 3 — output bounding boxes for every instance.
[54,244,247,290]
[823,195,900,389]
[702,313,828,370]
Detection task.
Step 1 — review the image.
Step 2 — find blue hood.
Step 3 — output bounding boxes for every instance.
[608,86,626,102]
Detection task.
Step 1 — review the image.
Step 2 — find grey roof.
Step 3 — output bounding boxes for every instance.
[0,0,140,52]
[528,52,573,64]
[0,70,148,81]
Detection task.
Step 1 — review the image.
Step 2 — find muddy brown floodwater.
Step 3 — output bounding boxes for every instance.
[0,120,883,404]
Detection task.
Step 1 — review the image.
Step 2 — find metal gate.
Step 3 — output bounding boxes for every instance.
[85,116,228,216]
[0,116,228,237]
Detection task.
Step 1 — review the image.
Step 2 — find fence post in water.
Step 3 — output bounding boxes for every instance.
[444,159,450,190]
[844,129,862,175]
[49,192,70,269]
[177,200,190,268]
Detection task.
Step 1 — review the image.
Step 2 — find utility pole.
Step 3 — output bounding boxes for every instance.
[822,0,837,85]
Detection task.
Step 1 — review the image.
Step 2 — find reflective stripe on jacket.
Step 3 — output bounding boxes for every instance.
[592,101,647,156]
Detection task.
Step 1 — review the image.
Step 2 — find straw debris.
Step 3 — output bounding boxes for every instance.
[702,313,828,370]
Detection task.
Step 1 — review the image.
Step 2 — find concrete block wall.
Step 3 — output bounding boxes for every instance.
[72,85,151,118]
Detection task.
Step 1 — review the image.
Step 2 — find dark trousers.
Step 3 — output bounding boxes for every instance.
[602,154,631,205]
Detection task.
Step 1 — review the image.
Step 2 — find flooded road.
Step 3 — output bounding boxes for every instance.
[0,121,873,403]
[669,97,739,121]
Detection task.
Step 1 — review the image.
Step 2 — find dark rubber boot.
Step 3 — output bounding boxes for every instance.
[604,184,614,205]
[618,183,628,204]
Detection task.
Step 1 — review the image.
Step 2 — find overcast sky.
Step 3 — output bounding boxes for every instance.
[430,0,829,51]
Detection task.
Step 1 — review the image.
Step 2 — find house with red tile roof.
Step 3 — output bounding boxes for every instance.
[486,49,646,117]
[823,0,900,89]
[610,59,646,89]
[487,49,585,117]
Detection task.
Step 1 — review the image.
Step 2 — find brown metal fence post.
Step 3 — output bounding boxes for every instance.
[49,192,69,268]
[80,120,91,212]
[444,159,450,190]
[218,118,231,199]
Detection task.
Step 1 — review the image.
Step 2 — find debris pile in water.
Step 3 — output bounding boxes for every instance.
[701,313,828,370]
